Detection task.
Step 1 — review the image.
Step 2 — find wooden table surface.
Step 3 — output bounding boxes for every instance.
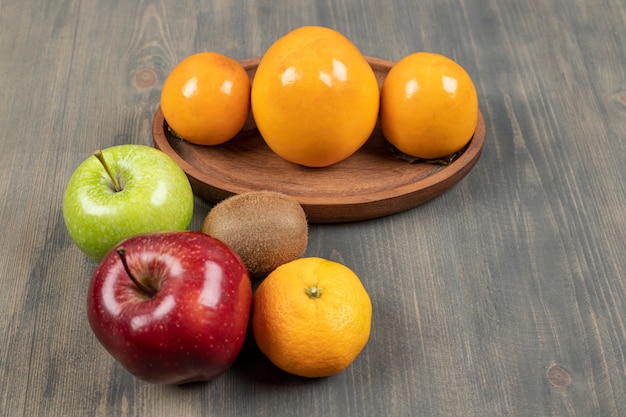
[1,0,624,416]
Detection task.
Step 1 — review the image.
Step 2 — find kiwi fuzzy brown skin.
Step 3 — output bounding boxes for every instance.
[200,191,308,278]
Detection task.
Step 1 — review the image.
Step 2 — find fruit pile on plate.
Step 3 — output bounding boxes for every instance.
[160,25,479,167]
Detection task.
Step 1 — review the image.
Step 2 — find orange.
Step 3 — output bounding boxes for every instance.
[160,52,251,145]
[380,52,479,159]
[251,26,380,167]
[252,257,372,378]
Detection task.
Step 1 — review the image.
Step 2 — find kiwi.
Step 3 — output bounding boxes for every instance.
[201,191,308,277]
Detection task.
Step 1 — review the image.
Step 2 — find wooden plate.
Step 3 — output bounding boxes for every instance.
[152,56,486,223]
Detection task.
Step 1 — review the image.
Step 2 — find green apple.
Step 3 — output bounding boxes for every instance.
[63,144,194,261]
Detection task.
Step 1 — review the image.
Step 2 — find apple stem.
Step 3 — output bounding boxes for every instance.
[116,247,157,298]
[94,150,121,192]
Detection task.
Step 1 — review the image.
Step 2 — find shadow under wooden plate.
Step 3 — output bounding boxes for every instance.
[152,56,486,223]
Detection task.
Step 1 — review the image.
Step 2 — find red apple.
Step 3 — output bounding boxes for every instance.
[86,231,252,384]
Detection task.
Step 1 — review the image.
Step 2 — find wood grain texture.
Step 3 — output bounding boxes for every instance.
[0,0,624,416]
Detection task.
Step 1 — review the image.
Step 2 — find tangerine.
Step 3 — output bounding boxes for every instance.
[251,26,380,167]
[252,257,372,378]
[160,52,251,145]
[380,52,478,159]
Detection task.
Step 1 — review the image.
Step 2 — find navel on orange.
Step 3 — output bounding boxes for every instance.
[251,26,380,167]
[160,52,251,146]
[252,257,372,378]
[380,52,478,159]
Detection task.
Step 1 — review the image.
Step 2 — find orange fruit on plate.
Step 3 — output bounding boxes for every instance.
[251,26,380,167]
[160,52,251,145]
[252,257,372,378]
[380,52,479,159]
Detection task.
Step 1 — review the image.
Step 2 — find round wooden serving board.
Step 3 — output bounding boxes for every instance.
[152,56,486,223]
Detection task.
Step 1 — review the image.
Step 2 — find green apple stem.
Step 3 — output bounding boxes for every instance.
[94,150,121,192]
[116,247,157,298]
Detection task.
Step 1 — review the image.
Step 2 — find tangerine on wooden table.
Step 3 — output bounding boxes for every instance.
[160,52,251,146]
[252,257,372,378]
[251,26,380,168]
[380,52,479,159]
